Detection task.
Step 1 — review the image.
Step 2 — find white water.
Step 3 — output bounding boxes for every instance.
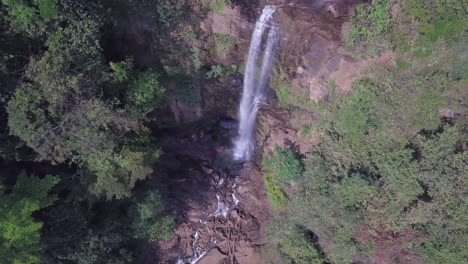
[233,5,280,160]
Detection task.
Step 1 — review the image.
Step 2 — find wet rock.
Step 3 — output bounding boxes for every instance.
[324,1,349,18]
[198,249,227,264]
[228,163,243,176]
[201,165,213,175]
[220,120,238,130]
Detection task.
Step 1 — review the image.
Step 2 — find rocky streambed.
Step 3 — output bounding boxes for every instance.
[147,118,270,264]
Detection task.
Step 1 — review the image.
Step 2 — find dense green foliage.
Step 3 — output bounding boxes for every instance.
[269,1,467,263]
[2,1,165,199]
[261,146,303,209]
[0,171,58,264]
[346,0,467,57]
[213,33,236,56]
[206,0,231,15]
[262,145,303,187]
[206,64,237,79]
[346,0,393,56]
[155,0,186,26]
[279,228,327,264]
[271,48,467,264]
[0,0,198,261]
[129,191,175,241]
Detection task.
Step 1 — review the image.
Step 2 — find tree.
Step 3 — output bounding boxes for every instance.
[262,145,303,187]
[129,191,175,241]
[280,228,327,264]
[0,171,59,264]
[6,1,164,199]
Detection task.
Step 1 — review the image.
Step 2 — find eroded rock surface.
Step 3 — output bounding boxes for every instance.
[150,119,270,264]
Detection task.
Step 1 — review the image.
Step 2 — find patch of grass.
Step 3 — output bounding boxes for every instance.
[206,0,231,15]
[263,173,288,209]
[270,66,291,105]
[402,0,467,57]
[301,124,312,136]
[262,145,303,187]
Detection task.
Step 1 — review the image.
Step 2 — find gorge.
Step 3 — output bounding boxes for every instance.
[0,1,466,264]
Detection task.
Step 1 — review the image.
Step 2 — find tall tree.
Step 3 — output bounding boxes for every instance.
[0,171,59,264]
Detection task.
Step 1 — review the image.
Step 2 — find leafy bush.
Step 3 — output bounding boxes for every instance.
[300,124,311,136]
[37,0,57,20]
[263,173,288,209]
[208,0,231,15]
[346,0,393,56]
[335,88,380,145]
[206,64,237,79]
[262,145,303,187]
[1,0,54,36]
[110,58,166,116]
[270,66,291,105]
[213,33,236,56]
[129,71,165,115]
[130,191,175,241]
[191,44,203,71]
[262,145,302,209]
[155,0,186,26]
[280,228,327,264]
[174,78,200,106]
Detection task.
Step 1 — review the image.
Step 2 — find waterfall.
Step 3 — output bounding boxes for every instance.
[233,5,280,160]
[175,6,280,264]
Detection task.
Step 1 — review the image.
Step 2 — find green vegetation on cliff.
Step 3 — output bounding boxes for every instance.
[266,1,467,263]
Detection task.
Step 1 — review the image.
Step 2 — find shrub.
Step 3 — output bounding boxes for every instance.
[174,77,200,106]
[208,0,231,15]
[300,124,311,136]
[262,145,303,187]
[270,66,291,105]
[191,44,203,71]
[335,88,380,145]
[280,228,327,264]
[156,0,186,26]
[263,173,288,209]
[129,71,165,115]
[206,64,237,79]
[213,33,236,56]
[37,0,57,20]
[129,191,175,241]
[110,58,166,116]
[345,0,393,56]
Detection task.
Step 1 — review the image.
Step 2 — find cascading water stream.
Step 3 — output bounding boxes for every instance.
[233,5,280,160]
